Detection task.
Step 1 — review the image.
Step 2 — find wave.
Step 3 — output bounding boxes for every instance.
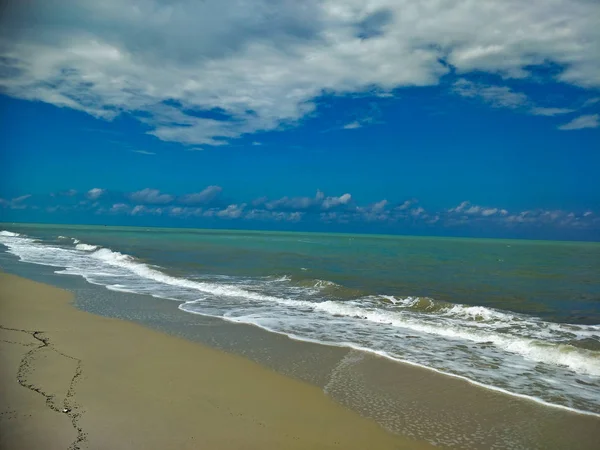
[75,243,98,251]
[311,300,600,376]
[0,230,20,237]
[1,230,599,416]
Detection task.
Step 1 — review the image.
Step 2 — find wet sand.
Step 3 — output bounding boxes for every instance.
[0,273,433,450]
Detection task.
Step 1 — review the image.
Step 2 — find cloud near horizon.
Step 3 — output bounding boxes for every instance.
[3,188,598,233]
[1,0,599,146]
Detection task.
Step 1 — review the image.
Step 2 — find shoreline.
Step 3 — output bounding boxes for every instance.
[0,272,432,449]
[185,307,600,419]
[1,253,600,449]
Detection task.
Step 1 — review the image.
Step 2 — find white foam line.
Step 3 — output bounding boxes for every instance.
[179,302,600,418]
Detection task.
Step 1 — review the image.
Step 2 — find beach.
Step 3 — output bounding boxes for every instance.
[0,272,433,449]
[1,225,600,449]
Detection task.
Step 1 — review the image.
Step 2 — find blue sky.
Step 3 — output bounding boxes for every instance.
[1,0,599,240]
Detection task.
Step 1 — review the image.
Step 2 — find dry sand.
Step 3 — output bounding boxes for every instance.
[0,273,434,450]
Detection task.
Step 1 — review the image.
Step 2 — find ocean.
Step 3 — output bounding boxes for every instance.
[1,223,599,447]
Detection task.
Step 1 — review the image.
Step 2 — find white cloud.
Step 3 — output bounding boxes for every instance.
[481,208,498,216]
[266,194,316,211]
[109,203,129,213]
[87,188,105,199]
[410,206,426,217]
[245,209,304,221]
[12,194,32,203]
[464,205,482,214]
[1,0,598,145]
[264,190,351,211]
[558,114,599,130]
[343,121,362,129]
[166,206,204,218]
[530,107,574,116]
[132,150,156,155]
[128,188,173,204]
[395,199,415,211]
[448,201,470,213]
[178,186,222,205]
[322,193,352,210]
[371,199,388,212]
[2,194,32,210]
[217,204,246,219]
[500,209,598,228]
[131,205,163,215]
[449,201,508,217]
[453,79,528,109]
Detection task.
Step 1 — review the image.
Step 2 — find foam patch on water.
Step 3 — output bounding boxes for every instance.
[75,243,98,251]
[2,230,599,416]
[0,230,20,237]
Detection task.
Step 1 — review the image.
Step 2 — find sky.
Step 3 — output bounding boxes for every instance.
[0,0,599,240]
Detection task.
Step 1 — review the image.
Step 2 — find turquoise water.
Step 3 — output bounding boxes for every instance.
[1,223,599,415]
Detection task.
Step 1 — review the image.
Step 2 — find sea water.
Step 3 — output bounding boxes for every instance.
[1,224,598,422]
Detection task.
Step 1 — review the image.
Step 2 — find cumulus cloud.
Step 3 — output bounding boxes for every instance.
[264,190,353,211]
[371,199,388,212]
[130,205,164,215]
[354,199,390,222]
[322,193,352,210]
[87,188,105,200]
[165,206,205,218]
[449,201,508,217]
[128,188,173,204]
[266,191,321,211]
[178,186,222,205]
[502,209,583,227]
[7,185,598,233]
[217,204,246,219]
[410,206,426,217]
[558,114,599,130]
[245,209,304,222]
[1,0,599,145]
[109,203,129,214]
[395,199,416,211]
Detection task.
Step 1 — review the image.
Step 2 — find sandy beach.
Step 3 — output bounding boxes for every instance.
[0,272,434,450]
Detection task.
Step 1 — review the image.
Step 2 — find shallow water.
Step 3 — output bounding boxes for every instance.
[1,224,599,419]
